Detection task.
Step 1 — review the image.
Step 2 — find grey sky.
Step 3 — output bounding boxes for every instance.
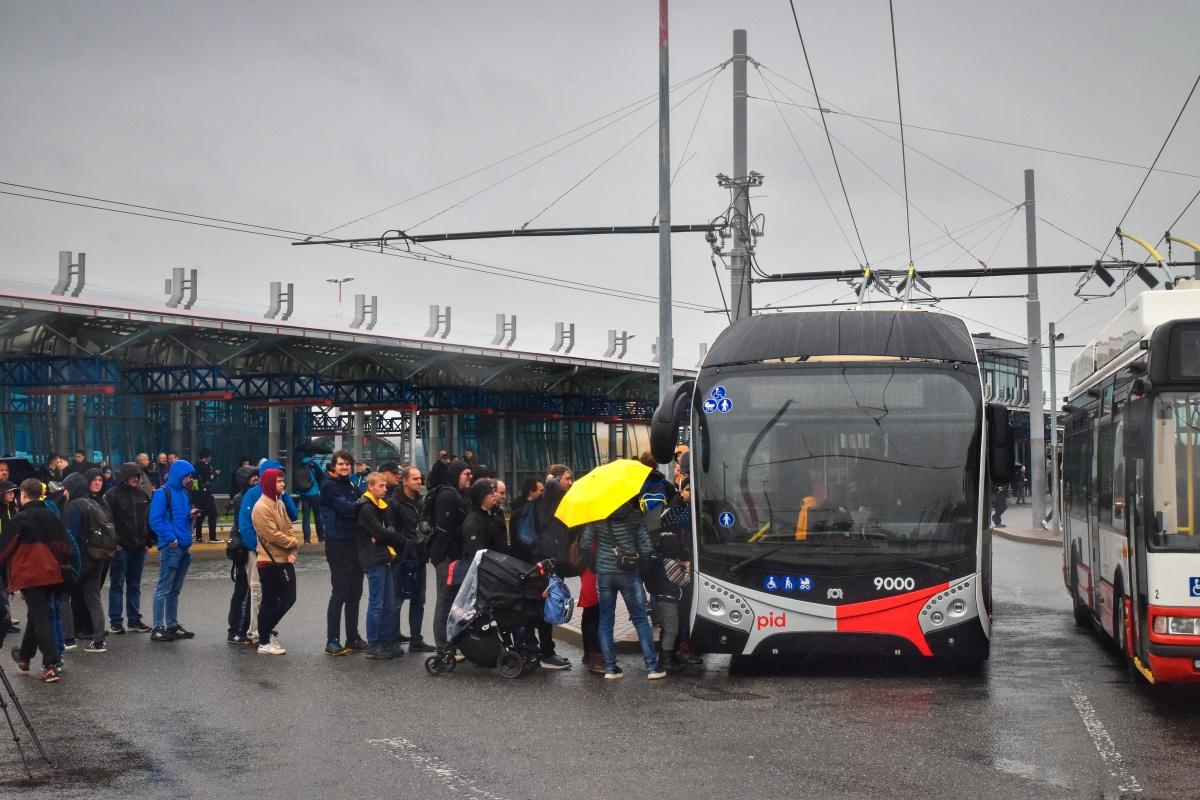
[2,1,1199,379]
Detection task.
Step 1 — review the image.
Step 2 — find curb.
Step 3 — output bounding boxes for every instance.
[991,527,1062,548]
[553,623,645,654]
[145,541,329,563]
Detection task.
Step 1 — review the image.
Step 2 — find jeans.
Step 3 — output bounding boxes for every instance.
[325,541,362,642]
[394,559,426,642]
[18,586,58,669]
[109,548,147,626]
[257,563,297,644]
[299,495,324,542]
[153,545,191,628]
[365,565,398,648]
[597,570,658,672]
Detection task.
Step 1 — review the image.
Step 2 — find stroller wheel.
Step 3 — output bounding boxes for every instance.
[424,655,444,675]
[497,649,524,679]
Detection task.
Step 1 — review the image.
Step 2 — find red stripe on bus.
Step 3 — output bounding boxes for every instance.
[834,583,950,656]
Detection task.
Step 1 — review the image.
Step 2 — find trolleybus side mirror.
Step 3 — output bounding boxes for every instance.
[986,402,1016,483]
[650,379,695,464]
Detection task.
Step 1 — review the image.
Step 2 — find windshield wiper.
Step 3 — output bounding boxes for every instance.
[728,545,789,577]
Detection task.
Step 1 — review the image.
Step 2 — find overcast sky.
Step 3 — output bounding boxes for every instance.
[3,1,1199,384]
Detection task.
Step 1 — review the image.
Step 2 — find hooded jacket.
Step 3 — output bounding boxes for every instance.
[356,493,404,569]
[579,502,653,575]
[149,459,195,549]
[460,479,497,562]
[533,477,579,577]
[319,469,363,545]
[427,461,471,564]
[64,468,112,563]
[105,462,151,553]
[237,460,297,553]
[0,499,73,591]
[251,468,299,564]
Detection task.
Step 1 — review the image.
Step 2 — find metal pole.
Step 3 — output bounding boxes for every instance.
[170,402,184,455]
[1024,169,1046,527]
[730,29,752,322]
[657,0,673,405]
[1194,248,1199,279]
[266,406,280,462]
[1049,322,1061,535]
[55,396,69,457]
[352,411,365,463]
[73,394,86,453]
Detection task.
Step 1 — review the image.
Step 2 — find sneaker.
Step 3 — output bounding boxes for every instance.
[168,624,195,639]
[661,652,685,672]
[150,627,175,642]
[109,623,126,636]
[604,666,624,680]
[269,634,283,651]
[540,654,572,670]
[364,646,394,660]
[324,640,351,656]
[388,642,406,657]
[345,637,369,652]
[37,667,61,683]
[227,634,248,645]
[408,639,436,653]
[207,537,223,544]
[128,621,152,633]
[84,640,107,653]
[63,639,78,652]
[257,642,286,656]
[646,668,667,680]
[10,647,30,674]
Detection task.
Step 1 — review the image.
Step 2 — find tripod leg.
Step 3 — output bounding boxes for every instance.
[0,693,32,779]
[0,667,50,765]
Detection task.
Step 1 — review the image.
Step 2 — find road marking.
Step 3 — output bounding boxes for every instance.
[368,737,511,800]
[1060,677,1143,795]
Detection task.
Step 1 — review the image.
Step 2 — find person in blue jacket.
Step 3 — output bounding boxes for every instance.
[320,450,366,655]
[297,453,325,544]
[234,459,297,644]
[148,459,196,642]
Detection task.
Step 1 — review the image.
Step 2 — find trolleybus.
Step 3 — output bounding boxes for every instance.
[651,309,1013,665]
[1062,279,1200,684]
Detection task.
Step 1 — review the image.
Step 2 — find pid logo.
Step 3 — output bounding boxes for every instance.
[756,611,787,630]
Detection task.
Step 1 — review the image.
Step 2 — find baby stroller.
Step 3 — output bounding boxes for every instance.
[425,550,553,679]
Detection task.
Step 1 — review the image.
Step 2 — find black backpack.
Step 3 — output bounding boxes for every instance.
[294,462,316,493]
[78,498,117,560]
[226,491,249,561]
[422,485,449,531]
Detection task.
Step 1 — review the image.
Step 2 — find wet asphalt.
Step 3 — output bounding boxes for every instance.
[1,537,1198,800]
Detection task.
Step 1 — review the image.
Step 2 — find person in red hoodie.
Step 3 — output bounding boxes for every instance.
[1,479,73,683]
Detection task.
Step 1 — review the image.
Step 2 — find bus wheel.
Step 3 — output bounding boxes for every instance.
[729,654,762,675]
[1110,586,1126,654]
[1070,550,1091,628]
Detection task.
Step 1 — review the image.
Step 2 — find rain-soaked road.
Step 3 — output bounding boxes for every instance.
[2,535,1198,800]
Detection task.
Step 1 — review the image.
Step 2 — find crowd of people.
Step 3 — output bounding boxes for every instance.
[0,444,697,684]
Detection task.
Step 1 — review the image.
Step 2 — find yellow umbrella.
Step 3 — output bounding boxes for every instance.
[554,459,653,528]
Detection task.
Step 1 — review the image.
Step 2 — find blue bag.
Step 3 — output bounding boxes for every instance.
[543,574,575,625]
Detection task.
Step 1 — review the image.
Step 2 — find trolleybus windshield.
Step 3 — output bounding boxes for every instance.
[695,363,982,578]
[1153,391,1200,550]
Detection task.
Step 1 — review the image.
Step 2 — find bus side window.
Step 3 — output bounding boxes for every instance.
[1112,419,1125,529]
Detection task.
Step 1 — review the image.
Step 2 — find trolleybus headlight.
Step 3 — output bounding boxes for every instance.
[949,599,967,617]
[729,610,743,624]
[708,599,725,615]
[930,611,944,625]
[1152,616,1200,636]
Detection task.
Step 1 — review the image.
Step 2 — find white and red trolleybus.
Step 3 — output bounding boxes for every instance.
[1062,280,1200,684]
[650,310,1015,666]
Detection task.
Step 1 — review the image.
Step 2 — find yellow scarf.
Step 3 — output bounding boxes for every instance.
[366,493,395,556]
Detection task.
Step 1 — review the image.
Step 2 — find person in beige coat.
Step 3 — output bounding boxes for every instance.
[251,468,299,655]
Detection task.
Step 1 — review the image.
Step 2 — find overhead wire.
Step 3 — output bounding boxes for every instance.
[316,61,728,237]
[887,0,913,266]
[786,0,871,266]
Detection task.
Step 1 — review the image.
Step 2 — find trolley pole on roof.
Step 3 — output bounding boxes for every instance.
[1024,169,1047,526]
[729,29,753,322]
[657,0,673,405]
[1049,322,1062,536]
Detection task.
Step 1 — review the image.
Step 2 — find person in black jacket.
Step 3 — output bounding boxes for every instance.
[356,472,405,659]
[192,449,221,544]
[104,463,152,634]
[529,465,574,670]
[428,461,472,653]
[461,478,499,562]
[0,479,18,635]
[388,466,435,653]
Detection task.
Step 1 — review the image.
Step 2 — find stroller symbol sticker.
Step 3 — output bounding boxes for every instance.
[797,575,813,592]
[718,511,736,528]
[764,575,780,592]
[711,385,727,400]
[702,398,718,414]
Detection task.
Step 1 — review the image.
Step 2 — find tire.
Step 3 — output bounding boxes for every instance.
[1110,585,1126,654]
[1070,549,1092,628]
[424,655,444,675]
[497,649,524,679]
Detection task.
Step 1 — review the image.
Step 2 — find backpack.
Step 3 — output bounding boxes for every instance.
[422,485,450,531]
[543,574,575,625]
[226,492,248,561]
[79,498,117,560]
[514,497,541,549]
[294,462,315,493]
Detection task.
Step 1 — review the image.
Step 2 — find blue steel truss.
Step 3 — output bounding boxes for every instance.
[233,373,333,402]
[0,356,122,387]
[126,366,232,394]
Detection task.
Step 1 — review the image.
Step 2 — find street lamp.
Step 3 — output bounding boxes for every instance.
[326,276,354,305]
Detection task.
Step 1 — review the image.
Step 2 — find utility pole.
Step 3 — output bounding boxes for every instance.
[1024,169,1046,528]
[326,276,354,306]
[657,0,673,404]
[1048,322,1062,535]
[729,29,752,322]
